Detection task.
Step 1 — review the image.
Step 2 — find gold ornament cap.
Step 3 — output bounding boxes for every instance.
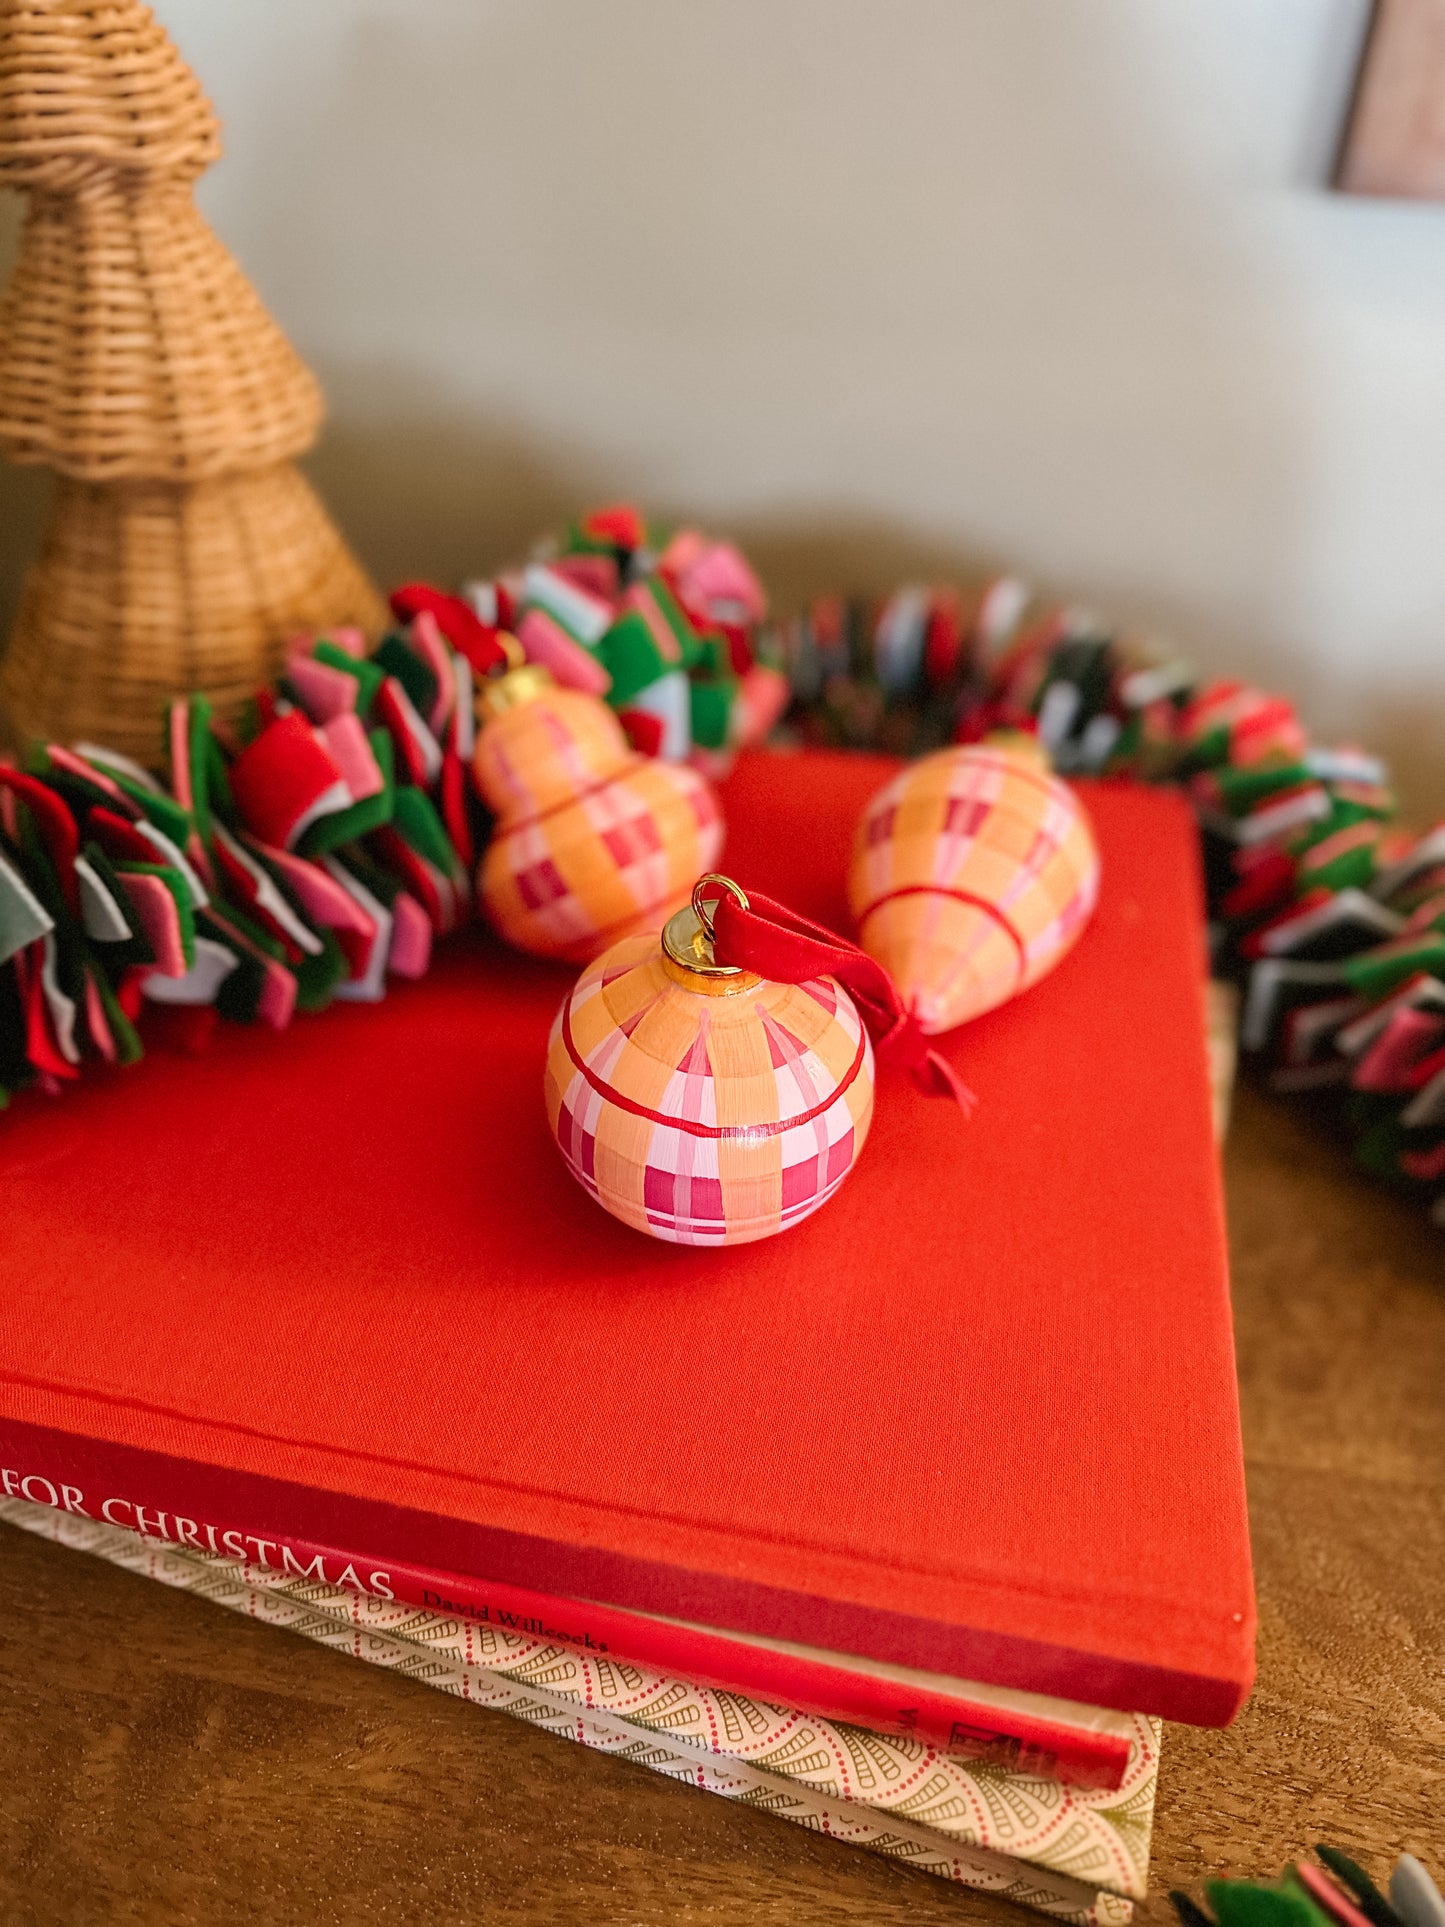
[662,875,761,994]
[475,634,554,722]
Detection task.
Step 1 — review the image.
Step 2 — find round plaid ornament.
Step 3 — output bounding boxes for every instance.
[848,736,1100,1035]
[472,656,724,963]
[545,878,877,1245]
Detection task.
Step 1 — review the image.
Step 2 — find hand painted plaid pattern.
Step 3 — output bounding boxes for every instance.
[849,745,1100,1035]
[475,686,724,963]
[546,934,875,1245]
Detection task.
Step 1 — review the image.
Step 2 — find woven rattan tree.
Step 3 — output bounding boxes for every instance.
[0,0,387,764]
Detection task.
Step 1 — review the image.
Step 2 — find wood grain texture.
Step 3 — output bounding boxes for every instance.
[1,1081,1442,1926]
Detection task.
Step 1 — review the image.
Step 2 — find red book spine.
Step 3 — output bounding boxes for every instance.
[0,1451,1128,1791]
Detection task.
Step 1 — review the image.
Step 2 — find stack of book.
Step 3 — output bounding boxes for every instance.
[0,750,1255,1921]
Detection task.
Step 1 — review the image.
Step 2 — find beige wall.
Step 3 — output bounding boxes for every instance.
[3,0,1443,807]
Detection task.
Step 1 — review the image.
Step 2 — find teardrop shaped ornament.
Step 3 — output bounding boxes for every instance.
[848,739,1100,1035]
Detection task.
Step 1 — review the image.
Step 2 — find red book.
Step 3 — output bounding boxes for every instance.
[0,750,1255,1725]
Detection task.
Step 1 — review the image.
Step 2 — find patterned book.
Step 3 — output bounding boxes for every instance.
[3,1498,1157,1924]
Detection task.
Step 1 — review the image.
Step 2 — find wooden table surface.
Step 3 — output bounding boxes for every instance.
[1,1081,1442,1925]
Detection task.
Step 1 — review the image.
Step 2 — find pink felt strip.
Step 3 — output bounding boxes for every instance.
[240,838,371,937]
[1294,1863,1375,1927]
[116,872,187,977]
[550,552,619,601]
[405,609,456,737]
[168,705,194,816]
[677,539,767,621]
[735,663,791,745]
[517,607,611,696]
[46,744,134,812]
[317,713,384,801]
[387,891,432,979]
[287,652,360,724]
[1354,1007,1445,1093]
[83,972,117,1064]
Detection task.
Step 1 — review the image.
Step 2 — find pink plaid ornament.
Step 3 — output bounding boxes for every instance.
[473,657,723,964]
[545,878,875,1245]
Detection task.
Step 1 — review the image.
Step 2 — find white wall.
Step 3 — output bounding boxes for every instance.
[3,0,1443,807]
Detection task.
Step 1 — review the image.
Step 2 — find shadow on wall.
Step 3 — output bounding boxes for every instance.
[306,366,1445,818]
[305,378,1019,611]
[5,368,1442,818]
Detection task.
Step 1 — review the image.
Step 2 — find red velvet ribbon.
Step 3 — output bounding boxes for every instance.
[711,889,973,1111]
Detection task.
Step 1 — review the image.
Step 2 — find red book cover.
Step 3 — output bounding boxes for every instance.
[0,749,1255,1724]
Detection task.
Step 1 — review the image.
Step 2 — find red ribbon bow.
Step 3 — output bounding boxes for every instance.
[710,888,974,1112]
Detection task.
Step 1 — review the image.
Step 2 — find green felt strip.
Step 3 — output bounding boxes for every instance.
[689,676,735,750]
[374,631,440,723]
[1214,762,1313,812]
[214,898,288,964]
[313,641,384,716]
[646,577,705,668]
[205,730,236,828]
[297,730,396,857]
[1206,1883,1323,1927]
[292,926,346,1013]
[692,632,731,678]
[1298,841,1378,895]
[98,766,193,848]
[187,696,214,848]
[1345,934,1445,1000]
[331,845,402,909]
[196,913,266,1025]
[391,786,458,877]
[597,611,669,707]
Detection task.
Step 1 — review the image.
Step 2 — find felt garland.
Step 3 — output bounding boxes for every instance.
[1170,1842,1445,1927]
[0,505,1441,1236]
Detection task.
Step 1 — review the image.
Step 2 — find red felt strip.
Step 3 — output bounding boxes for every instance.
[230,713,348,851]
[0,767,80,914]
[390,583,507,676]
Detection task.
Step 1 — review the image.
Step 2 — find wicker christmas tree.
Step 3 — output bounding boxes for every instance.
[0,0,387,764]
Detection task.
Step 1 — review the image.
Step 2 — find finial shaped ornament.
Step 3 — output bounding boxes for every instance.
[472,679,725,963]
